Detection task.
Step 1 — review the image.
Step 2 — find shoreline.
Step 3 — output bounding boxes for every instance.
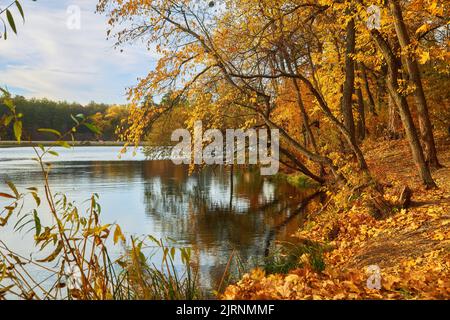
[0,141,139,147]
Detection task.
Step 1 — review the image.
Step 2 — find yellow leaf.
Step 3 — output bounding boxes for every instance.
[37,241,63,263]
[113,224,125,244]
[418,51,430,64]
[415,23,429,34]
[433,232,444,241]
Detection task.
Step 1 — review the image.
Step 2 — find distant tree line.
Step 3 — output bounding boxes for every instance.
[0,96,128,141]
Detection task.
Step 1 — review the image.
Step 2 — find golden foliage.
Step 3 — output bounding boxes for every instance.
[223,137,450,300]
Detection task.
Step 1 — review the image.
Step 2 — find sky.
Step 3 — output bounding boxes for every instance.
[0,0,158,105]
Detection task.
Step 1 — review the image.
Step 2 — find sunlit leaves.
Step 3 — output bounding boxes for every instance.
[418,51,430,64]
[1,88,23,143]
[37,128,62,137]
[84,122,102,135]
[13,120,22,143]
[416,23,430,35]
[3,115,14,126]
[3,97,14,111]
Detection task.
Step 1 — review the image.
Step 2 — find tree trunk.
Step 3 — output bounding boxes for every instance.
[389,0,441,168]
[295,72,370,172]
[342,18,356,141]
[356,87,366,141]
[280,146,325,184]
[387,92,402,139]
[290,78,320,154]
[291,78,326,177]
[341,18,369,171]
[376,65,388,111]
[371,30,436,188]
[360,63,377,115]
[229,164,234,210]
[284,52,326,177]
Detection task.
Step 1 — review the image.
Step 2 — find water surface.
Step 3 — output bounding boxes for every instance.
[0,146,310,292]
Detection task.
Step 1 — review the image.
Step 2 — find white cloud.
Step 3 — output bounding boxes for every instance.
[0,0,158,104]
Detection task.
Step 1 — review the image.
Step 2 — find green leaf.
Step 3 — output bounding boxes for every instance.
[148,235,160,245]
[56,140,71,148]
[3,98,14,111]
[15,1,25,22]
[85,123,101,135]
[6,10,17,34]
[48,150,59,157]
[33,210,41,237]
[1,20,8,40]
[37,128,61,137]
[13,213,30,232]
[13,120,22,143]
[32,192,40,207]
[3,115,13,126]
[6,181,19,198]
[70,114,79,125]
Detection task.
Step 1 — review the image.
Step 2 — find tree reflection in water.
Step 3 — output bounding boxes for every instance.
[140,160,315,292]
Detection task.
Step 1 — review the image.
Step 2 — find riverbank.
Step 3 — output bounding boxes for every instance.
[0,141,133,147]
[223,134,450,299]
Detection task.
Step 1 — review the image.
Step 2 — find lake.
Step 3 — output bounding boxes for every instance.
[0,146,313,294]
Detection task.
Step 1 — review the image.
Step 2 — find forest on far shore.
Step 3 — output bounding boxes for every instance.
[0,96,128,141]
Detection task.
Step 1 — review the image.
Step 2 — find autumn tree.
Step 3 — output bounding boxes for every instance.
[97,0,445,190]
[387,0,442,168]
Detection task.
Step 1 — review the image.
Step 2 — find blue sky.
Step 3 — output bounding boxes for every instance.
[0,0,158,105]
